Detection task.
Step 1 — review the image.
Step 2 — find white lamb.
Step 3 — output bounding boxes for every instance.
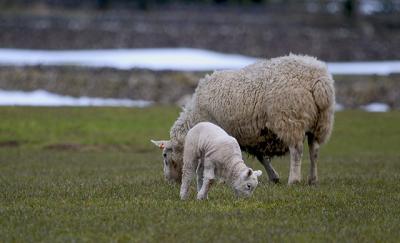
[152,54,335,185]
[179,122,262,200]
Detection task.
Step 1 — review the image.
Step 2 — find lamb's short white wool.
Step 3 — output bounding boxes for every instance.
[152,54,335,185]
[179,122,262,200]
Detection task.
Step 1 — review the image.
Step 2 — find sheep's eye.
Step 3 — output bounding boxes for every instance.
[246,184,252,190]
[163,153,167,158]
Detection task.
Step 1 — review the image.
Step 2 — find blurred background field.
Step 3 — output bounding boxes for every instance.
[1,0,399,61]
[0,0,400,109]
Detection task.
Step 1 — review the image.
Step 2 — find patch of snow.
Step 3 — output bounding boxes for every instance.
[0,48,399,75]
[0,89,151,107]
[326,2,340,14]
[335,103,345,111]
[360,0,383,15]
[327,61,400,75]
[361,102,390,112]
[0,48,256,71]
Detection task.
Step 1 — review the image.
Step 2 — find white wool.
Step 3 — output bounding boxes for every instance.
[153,54,335,185]
[179,122,261,200]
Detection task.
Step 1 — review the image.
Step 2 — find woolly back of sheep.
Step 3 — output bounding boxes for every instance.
[165,54,335,182]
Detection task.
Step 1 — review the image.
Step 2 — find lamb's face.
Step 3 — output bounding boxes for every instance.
[233,169,262,198]
[151,140,182,183]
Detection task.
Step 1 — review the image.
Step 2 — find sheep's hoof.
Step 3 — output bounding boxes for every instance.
[271,178,280,184]
[308,176,318,186]
[288,178,301,185]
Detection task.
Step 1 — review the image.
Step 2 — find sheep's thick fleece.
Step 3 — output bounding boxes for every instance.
[164,54,335,184]
[171,54,334,153]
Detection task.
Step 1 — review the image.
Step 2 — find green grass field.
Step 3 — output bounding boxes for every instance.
[1,107,399,242]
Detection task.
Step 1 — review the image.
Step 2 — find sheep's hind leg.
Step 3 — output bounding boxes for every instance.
[307,134,319,185]
[258,155,280,183]
[288,142,303,185]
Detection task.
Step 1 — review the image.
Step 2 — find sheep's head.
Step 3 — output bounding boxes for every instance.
[233,168,262,198]
[151,139,182,183]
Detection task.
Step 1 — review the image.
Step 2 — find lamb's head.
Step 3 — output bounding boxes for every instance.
[151,139,182,183]
[233,168,262,198]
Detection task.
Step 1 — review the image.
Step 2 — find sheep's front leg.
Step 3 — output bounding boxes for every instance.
[259,156,280,183]
[197,163,215,200]
[307,134,319,185]
[288,142,303,185]
[196,159,204,192]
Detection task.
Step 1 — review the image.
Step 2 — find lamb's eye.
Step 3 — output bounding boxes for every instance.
[246,184,252,190]
[163,153,167,158]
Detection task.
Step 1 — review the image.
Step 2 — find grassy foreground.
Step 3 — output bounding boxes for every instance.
[0,107,399,242]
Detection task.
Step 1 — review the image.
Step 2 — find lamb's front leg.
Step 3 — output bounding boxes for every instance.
[197,178,214,200]
[180,155,198,200]
[288,142,303,185]
[197,163,215,200]
[180,172,194,200]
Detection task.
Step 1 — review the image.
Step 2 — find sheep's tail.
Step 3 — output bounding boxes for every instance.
[311,74,335,144]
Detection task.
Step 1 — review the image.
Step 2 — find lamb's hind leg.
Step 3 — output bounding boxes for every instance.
[288,142,303,185]
[197,161,215,200]
[307,134,319,185]
[257,155,280,183]
[196,159,204,192]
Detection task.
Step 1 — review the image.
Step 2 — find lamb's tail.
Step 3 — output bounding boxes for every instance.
[311,74,335,144]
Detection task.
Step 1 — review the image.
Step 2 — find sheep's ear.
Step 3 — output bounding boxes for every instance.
[254,170,262,177]
[150,140,169,150]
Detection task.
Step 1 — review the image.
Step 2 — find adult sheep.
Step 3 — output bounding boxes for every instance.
[152,54,335,185]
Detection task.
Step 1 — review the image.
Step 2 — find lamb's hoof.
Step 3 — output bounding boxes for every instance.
[180,193,189,201]
[271,178,280,184]
[308,177,318,186]
[196,193,208,200]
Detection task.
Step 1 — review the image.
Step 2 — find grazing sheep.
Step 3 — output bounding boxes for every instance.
[179,122,262,200]
[152,54,335,185]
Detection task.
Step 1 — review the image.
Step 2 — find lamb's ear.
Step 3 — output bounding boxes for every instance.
[246,168,253,178]
[150,140,169,150]
[253,170,262,177]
